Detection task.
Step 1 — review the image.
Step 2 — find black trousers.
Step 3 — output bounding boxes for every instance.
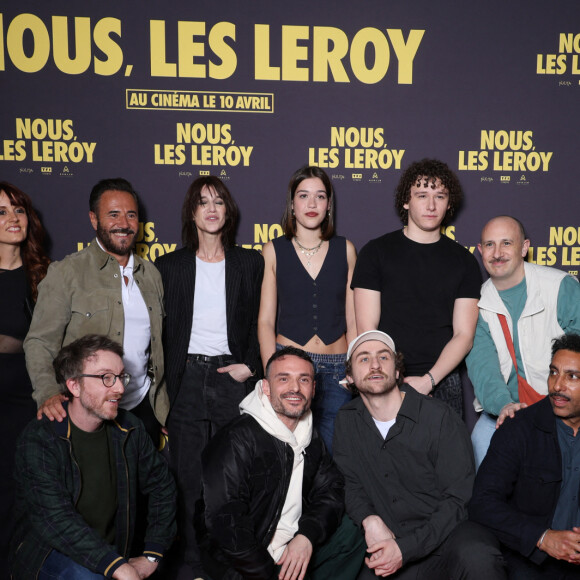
[357,521,506,580]
[168,355,248,575]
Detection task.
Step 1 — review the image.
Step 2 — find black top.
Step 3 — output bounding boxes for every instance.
[0,266,31,344]
[352,230,482,376]
[274,236,348,345]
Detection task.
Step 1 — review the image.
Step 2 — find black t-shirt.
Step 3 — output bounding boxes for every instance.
[351,229,482,375]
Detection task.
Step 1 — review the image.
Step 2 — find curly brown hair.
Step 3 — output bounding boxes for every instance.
[394,159,463,225]
[0,181,49,300]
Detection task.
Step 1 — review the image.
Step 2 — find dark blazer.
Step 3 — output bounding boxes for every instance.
[156,246,264,407]
[469,396,562,565]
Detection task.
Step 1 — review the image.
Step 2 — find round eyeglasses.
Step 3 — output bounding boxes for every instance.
[77,373,131,388]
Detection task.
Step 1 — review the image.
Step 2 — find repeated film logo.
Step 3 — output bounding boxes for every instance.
[307,127,405,179]
[154,122,254,168]
[536,33,580,86]
[0,118,97,175]
[458,129,553,184]
[527,226,580,274]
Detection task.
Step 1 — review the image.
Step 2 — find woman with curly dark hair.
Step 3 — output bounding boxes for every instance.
[0,181,49,576]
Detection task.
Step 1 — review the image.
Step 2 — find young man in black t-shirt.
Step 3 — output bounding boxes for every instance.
[351,159,481,416]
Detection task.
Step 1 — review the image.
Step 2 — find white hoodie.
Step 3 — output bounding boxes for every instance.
[239,381,313,562]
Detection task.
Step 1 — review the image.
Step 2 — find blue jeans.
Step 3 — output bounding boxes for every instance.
[39,550,104,579]
[471,411,497,469]
[311,353,351,455]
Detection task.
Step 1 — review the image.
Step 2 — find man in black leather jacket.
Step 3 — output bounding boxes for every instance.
[201,346,365,580]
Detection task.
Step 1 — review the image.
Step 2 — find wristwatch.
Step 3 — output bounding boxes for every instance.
[145,555,161,563]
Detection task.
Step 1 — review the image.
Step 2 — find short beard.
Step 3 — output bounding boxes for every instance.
[271,392,310,420]
[97,222,135,256]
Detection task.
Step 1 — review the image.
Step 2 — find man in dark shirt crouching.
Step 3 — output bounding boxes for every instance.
[10,334,176,580]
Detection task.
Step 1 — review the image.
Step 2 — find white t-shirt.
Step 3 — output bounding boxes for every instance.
[188,257,231,355]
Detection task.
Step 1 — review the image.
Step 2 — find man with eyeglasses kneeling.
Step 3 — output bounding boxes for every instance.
[10,334,176,580]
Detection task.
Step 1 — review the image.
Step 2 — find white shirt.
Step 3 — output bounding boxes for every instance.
[188,258,231,355]
[96,239,151,410]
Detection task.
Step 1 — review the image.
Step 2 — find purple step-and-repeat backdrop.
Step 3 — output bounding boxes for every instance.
[1,1,579,276]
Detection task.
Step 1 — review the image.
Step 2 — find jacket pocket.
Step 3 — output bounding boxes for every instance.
[514,465,561,515]
[70,295,113,336]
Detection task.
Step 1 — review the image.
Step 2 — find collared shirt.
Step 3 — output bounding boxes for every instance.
[334,386,475,564]
[552,419,580,530]
[24,238,168,424]
[96,240,151,409]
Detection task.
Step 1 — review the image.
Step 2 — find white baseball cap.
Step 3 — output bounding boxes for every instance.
[347,330,397,361]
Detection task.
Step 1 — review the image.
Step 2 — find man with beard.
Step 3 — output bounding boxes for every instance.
[200,346,365,580]
[334,331,505,579]
[466,216,580,467]
[470,333,580,578]
[11,335,176,579]
[24,178,168,442]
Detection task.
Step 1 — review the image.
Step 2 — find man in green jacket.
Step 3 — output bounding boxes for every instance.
[11,335,176,579]
[24,178,169,440]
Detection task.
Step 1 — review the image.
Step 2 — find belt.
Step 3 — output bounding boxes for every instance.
[187,353,232,365]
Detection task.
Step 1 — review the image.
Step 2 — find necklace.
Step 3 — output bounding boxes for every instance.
[294,237,323,268]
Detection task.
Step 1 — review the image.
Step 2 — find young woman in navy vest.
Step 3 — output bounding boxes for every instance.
[258,166,357,454]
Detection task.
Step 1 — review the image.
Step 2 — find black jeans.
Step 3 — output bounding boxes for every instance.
[168,355,248,575]
[357,521,506,580]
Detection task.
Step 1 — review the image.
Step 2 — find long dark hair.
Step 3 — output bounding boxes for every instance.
[181,176,239,252]
[0,181,50,300]
[281,166,336,240]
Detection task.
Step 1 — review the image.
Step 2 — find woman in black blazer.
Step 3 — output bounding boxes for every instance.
[156,176,263,578]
